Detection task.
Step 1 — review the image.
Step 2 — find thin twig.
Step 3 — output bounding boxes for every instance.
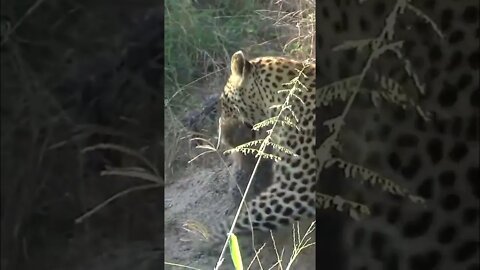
[165,262,204,270]
[1,0,46,46]
[75,183,161,224]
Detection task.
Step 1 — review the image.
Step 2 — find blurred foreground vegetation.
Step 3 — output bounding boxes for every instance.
[1,1,162,269]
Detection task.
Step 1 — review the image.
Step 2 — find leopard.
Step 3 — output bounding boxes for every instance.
[209,51,317,243]
[199,1,478,269]
[311,1,479,270]
[204,1,478,269]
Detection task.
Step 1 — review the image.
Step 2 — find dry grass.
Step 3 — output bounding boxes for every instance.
[164,0,315,175]
[1,1,162,269]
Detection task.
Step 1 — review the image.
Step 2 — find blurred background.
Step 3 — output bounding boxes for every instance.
[1,1,163,269]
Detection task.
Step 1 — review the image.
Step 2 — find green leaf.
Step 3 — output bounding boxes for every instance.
[229,233,244,270]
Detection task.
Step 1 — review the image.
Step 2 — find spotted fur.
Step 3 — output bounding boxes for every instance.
[212,51,316,240]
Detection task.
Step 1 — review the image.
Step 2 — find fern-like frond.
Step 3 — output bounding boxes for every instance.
[325,158,425,204]
[282,80,310,97]
[389,47,426,95]
[382,0,405,40]
[268,142,298,157]
[371,40,404,60]
[277,87,303,96]
[332,38,381,52]
[252,151,282,162]
[224,137,296,160]
[269,104,283,110]
[318,73,429,120]
[406,4,444,39]
[223,139,264,154]
[290,92,306,105]
[279,115,299,130]
[225,146,282,162]
[281,106,300,124]
[317,134,340,164]
[323,116,345,134]
[373,74,418,105]
[253,112,300,131]
[316,193,371,220]
[317,76,361,106]
[253,117,278,131]
[314,0,439,226]
[369,74,431,121]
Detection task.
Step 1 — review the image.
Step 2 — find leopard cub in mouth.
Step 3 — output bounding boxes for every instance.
[218,117,273,204]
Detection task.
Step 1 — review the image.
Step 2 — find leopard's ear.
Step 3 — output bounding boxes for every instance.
[230,51,251,79]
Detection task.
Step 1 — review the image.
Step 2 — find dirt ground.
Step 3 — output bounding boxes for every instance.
[164,155,316,270]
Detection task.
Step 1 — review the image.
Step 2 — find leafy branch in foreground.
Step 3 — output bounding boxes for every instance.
[224,64,311,161]
[316,193,371,221]
[317,74,431,121]
[324,158,425,204]
[214,62,314,270]
[317,0,444,215]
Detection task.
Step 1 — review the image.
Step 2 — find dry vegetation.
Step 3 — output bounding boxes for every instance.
[1,1,162,269]
[164,0,315,174]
